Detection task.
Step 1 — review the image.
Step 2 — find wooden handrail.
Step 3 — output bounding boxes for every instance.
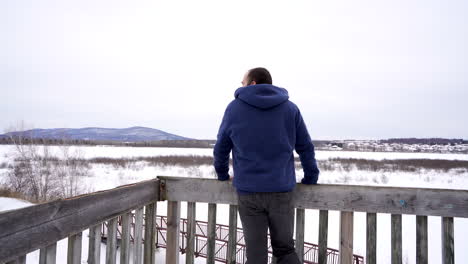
[158,176,468,217]
[0,179,159,263]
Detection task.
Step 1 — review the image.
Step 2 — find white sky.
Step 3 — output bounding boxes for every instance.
[1,0,467,140]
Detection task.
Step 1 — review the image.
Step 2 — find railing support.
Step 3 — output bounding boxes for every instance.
[227,205,238,264]
[144,203,157,264]
[295,208,305,263]
[318,210,329,264]
[339,211,353,264]
[106,219,118,264]
[88,224,101,264]
[391,214,402,264]
[442,217,454,264]
[121,212,132,264]
[166,201,181,264]
[207,203,217,264]
[416,215,428,264]
[366,213,376,264]
[39,242,57,264]
[134,207,144,264]
[67,232,82,264]
[186,202,196,264]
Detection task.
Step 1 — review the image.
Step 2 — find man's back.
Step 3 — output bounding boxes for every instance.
[214,84,319,193]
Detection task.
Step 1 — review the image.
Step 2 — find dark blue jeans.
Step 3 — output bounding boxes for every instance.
[238,191,301,264]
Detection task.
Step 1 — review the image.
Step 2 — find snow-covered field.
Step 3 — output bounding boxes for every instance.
[0,144,467,264]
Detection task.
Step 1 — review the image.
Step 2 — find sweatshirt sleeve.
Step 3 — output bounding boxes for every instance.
[213,105,233,181]
[295,109,320,184]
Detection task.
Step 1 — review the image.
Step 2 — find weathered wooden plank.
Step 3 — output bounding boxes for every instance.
[134,207,144,264]
[295,208,305,264]
[318,210,328,264]
[366,213,376,264]
[339,211,353,264]
[416,215,428,264]
[207,203,217,264]
[88,224,101,264]
[158,176,468,217]
[44,243,57,264]
[144,203,157,264]
[442,217,454,264]
[106,218,118,264]
[391,214,402,264]
[121,212,132,264]
[0,179,159,263]
[166,201,181,264]
[227,205,238,264]
[186,202,196,264]
[67,232,82,264]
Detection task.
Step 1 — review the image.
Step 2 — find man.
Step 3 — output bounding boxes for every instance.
[213,67,320,264]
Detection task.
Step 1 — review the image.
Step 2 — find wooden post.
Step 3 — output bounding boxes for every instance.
[366,213,377,264]
[416,215,428,264]
[134,207,144,264]
[88,224,101,264]
[186,202,196,264]
[227,205,238,264]
[67,232,82,264]
[442,217,454,264]
[106,218,118,264]
[166,201,181,264]
[318,210,328,264]
[121,212,132,264]
[295,208,305,264]
[207,203,217,264]
[391,214,402,264]
[144,203,157,264]
[339,211,353,264]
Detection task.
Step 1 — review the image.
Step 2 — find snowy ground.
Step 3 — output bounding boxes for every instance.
[0,144,467,264]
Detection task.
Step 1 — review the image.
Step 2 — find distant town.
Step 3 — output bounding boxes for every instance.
[317,139,468,154]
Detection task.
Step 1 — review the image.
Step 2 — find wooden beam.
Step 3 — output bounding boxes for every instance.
[67,232,82,264]
[207,203,217,264]
[391,214,402,264]
[186,202,196,264]
[442,217,454,264]
[144,203,157,264]
[166,201,181,264]
[134,207,144,264]
[120,212,132,264]
[366,213,376,264]
[105,219,118,264]
[227,205,238,264]
[88,224,101,264]
[295,208,305,264]
[339,211,353,264]
[0,179,159,263]
[158,176,468,217]
[318,210,328,264]
[416,215,428,264]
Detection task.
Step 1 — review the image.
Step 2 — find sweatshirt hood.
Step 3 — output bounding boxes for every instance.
[234,84,289,109]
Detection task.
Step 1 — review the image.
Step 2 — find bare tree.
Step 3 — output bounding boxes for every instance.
[4,122,89,202]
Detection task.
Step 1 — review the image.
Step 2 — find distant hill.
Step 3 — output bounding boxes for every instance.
[0,126,191,142]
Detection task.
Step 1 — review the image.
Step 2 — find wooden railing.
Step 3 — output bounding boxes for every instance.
[1,175,468,264]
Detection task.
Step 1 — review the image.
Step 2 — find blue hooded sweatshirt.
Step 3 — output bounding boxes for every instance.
[213,84,319,193]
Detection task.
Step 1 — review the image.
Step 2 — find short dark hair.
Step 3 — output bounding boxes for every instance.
[247,67,272,84]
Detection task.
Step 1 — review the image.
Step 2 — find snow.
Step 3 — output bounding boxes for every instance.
[0,197,33,212]
[1,144,468,264]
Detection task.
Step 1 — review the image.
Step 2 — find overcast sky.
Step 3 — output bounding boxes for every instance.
[1,0,467,140]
